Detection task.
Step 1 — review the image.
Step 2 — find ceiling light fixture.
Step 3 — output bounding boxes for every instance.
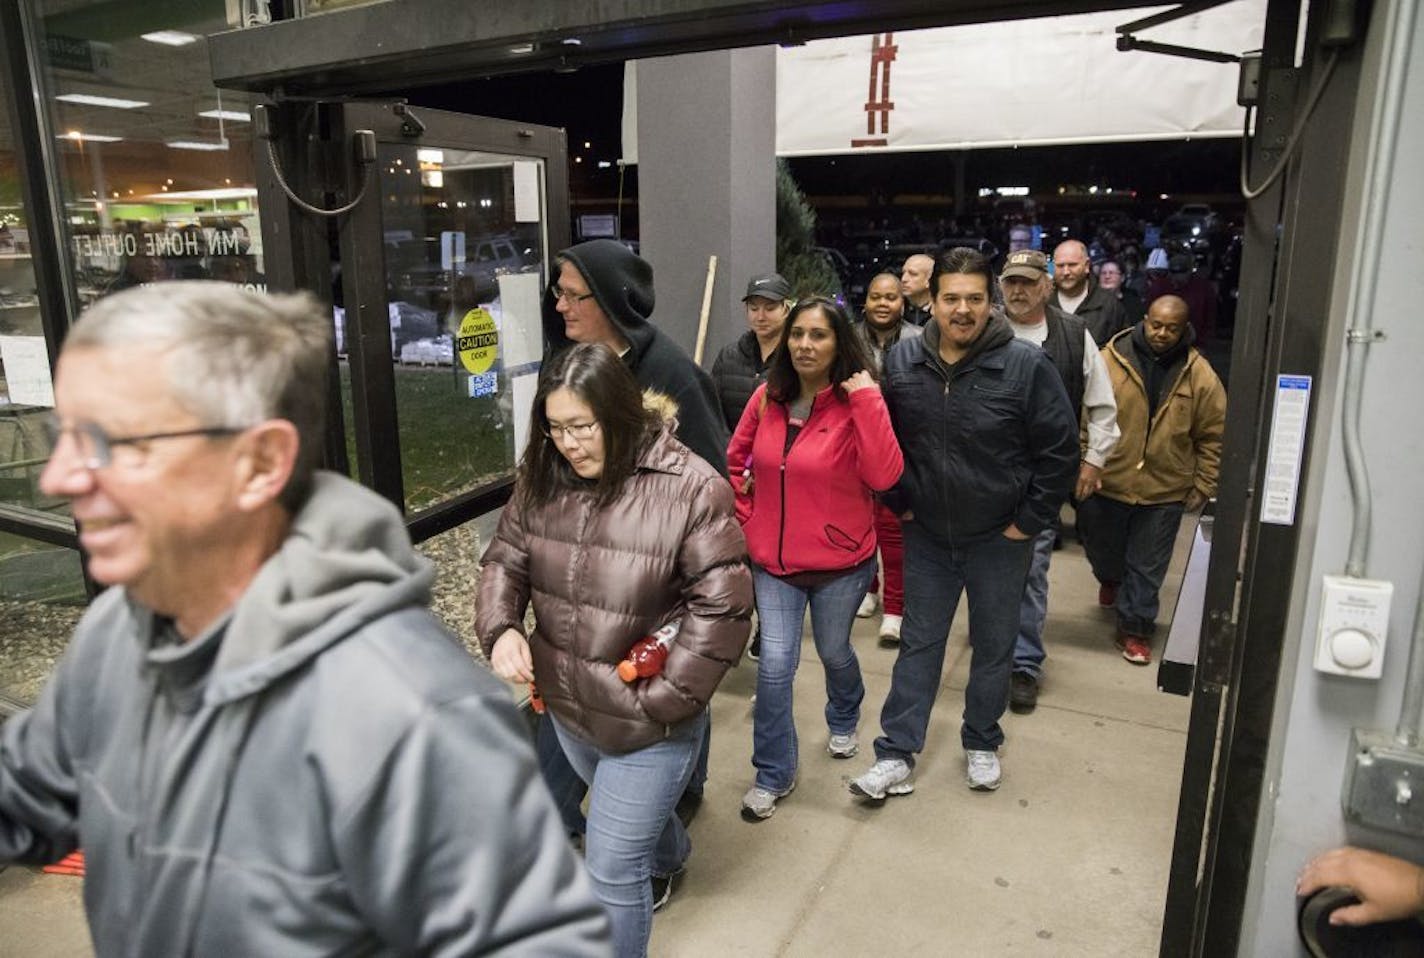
[59,131,123,143]
[198,109,251,122]
[141,30,200,46]
[57,93,150,109]
[167,140,230,151]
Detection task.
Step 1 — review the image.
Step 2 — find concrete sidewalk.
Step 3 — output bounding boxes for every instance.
[0,530,1193,957]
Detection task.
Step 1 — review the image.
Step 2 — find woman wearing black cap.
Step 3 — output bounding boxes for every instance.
[710,273,794,433]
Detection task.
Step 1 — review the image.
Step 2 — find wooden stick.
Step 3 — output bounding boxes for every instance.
[694,254,718,365]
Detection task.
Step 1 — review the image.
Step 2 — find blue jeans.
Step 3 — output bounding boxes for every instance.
[1078,496,1185,638]
[538,706,711,837]
[1012,523,1058,678]
[751,560,875,792]
[552,711,705,958]
[873,524,1034,759]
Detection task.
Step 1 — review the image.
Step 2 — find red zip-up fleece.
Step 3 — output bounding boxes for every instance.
[727,382,904,576]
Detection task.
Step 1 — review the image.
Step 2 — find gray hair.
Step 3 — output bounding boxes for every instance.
[66,281,332,510]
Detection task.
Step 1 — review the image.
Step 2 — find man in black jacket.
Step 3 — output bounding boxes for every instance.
[899,252,935,327]
[543,238,729,474]
[849,247,1079,800]
[1050,239,1127,346]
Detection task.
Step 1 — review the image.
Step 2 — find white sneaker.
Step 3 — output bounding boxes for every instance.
[966,749,1001,791]
[856,592,880,618]
[828,730,859,759]
[741,780,795,820]
[848,758,914,800]
[878,614,902,645]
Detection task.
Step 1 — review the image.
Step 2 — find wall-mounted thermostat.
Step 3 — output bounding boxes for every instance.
[1314,575,1393,678]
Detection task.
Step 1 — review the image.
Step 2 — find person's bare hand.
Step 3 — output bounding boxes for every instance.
[1184,489,1208,511]
[841,370,876,393]
[1297,846,1424,925]
[1002,523,1030,541]
[1076,463,1102,502]
[490,629,535,683]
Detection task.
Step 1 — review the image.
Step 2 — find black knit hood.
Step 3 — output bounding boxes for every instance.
[543,239,656,360]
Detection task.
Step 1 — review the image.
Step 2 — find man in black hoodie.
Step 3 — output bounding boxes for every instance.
[544,239,728,474]
[539,239,726,841]
[849,247,1079,801]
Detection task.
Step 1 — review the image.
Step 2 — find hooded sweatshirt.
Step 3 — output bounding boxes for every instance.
[544,239,729,474]
[0,472,609,957]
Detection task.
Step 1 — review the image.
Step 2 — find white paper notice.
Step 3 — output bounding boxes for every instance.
[0,335,55,407]
[512,372,539,463]
[496,271,545,370]
[513,161,541,223]
[1260,374,1311,525]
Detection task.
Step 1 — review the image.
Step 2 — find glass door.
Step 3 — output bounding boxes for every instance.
[331,102,570,542]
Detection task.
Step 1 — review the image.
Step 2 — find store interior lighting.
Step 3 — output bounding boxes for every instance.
[198,108,251,122]
[140,30,200,46]
[166,140,231,151]
[58,131,123,143]
[56,93,150,109]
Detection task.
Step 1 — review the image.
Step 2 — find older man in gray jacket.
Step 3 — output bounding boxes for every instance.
[0,282,609,956]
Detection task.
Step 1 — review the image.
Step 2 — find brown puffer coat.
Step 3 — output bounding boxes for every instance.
[477,427,752,753]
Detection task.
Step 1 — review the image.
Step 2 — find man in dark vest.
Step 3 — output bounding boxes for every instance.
[999,249,1120,713]
[1050,239,1127,346]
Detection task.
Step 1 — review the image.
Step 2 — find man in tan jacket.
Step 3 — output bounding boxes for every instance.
[1077,295,1226,665]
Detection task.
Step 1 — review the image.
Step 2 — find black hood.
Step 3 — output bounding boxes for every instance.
[543,239,656,360]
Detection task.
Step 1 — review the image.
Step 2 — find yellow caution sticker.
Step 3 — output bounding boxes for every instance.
[456,308,498,374]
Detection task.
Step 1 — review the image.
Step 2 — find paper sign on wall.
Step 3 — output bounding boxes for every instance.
[1261,374,1311,525]
[0,336,55,407]
[513,161,540,223]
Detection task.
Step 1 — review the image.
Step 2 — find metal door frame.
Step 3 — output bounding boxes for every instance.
[255,99,569,541]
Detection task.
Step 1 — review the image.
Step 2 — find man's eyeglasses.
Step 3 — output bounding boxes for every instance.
[551,284,596,305]
[40,412,245,470]
[542,420,600,442]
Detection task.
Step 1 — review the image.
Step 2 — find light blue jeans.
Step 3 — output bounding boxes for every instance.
[551,711,704,958]
[751,560,875,793]
[1012,523,1059,679]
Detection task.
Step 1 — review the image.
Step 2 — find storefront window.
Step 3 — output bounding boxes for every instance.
[1,21,85,709]
[31,2,264,308]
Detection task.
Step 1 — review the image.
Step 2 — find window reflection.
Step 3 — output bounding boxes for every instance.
[33,3,264,305]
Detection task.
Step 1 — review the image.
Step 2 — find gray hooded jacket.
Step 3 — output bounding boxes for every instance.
[0,472,609,956]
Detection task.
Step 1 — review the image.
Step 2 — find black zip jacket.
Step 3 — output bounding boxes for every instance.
[710,329,770,432]
[881,315,1080,545]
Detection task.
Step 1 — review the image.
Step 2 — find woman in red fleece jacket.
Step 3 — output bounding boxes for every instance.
[727,295,903,821]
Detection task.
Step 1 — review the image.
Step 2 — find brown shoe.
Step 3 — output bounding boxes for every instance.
[1098,581,1119,607]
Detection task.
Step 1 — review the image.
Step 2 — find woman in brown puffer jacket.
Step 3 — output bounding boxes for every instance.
[477,342,752,958]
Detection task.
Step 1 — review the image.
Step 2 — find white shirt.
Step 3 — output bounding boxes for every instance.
[1056,287,1089,314]
[1008,317,1120,468]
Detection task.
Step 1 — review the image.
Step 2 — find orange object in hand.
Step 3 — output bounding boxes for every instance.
[616,622,680,682]
[528,682,545,714]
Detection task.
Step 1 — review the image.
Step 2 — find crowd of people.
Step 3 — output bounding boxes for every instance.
[0,232,1302,958]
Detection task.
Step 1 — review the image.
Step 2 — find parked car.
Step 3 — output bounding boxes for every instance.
[387,234,537,309]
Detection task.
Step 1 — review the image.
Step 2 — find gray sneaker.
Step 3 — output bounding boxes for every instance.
[741,780,795,821]
[828,730,859,759]
[848,758,914,800]
[966,749,1002,791]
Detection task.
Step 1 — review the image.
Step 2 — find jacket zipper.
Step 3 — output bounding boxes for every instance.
[776,392,818,573]
[939,370,954,541]
[1132,356,1190,473]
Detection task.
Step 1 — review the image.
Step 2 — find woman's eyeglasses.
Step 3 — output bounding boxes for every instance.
[543,420,600,442]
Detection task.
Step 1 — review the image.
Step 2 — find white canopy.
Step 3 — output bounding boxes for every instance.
[773,3,1266,155]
